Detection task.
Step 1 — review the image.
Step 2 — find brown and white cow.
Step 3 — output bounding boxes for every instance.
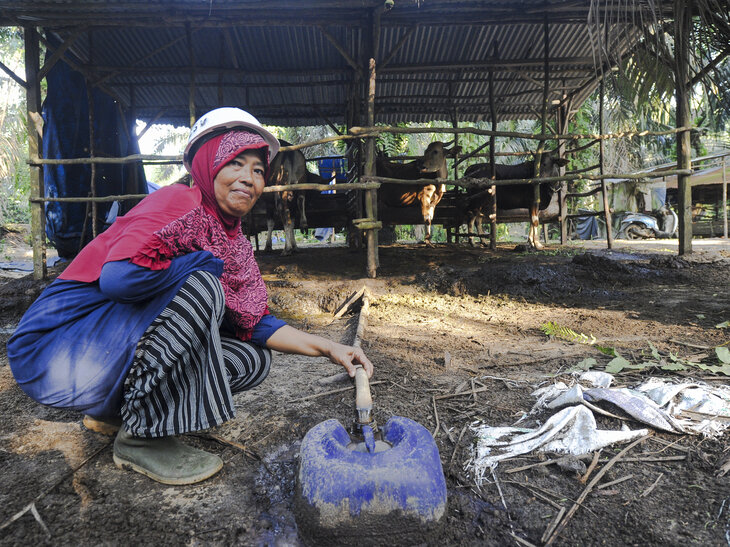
[264,139,327,255]
[463,153,569,249]
[377,141,460,244]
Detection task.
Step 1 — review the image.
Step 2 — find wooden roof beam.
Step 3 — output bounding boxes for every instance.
[38,28,84,81]
[318,25,363,77]
[0,58,27,88]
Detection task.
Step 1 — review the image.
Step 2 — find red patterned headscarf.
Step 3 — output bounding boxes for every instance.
[190,130,269,238]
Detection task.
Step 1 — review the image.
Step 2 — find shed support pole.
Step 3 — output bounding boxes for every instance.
[24,27,46,280]
[187,23,196,128]
[449,112,458,244]
[675,0,693,254]
[723,156,728,239]
[489,42,498,250]
[599,78,613,248]
[532,19,549,247]
[556,98,568,244]
[364,57,378,278]
[86,79,98,239]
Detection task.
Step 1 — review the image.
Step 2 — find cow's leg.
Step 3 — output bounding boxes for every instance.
[476,211,488,247]
[528,204,544,250]
[264,197,277,252]
[277,194,296,256]
[265,217,275,252]
[420,189,438,246]
[297,193,308,232]
[467,212,477,247]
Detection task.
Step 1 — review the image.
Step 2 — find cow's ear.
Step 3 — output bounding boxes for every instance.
[447,145,462,157]
[555,157,570,167]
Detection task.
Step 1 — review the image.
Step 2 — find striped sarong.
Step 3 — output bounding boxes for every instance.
[121,270,271,437]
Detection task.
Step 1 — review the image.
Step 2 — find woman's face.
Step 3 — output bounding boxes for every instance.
[213,150,266,218]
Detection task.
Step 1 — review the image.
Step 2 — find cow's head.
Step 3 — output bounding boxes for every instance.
[536,153,569,191]
[538,153,570,177]
[420,140,461,178]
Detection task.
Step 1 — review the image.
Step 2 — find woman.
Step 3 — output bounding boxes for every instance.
[8,107,373,485]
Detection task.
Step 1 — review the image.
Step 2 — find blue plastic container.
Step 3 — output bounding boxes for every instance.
[295,416,447,545]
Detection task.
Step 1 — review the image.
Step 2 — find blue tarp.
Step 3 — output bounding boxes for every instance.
[42,43,147,258]
[317,158,347,186]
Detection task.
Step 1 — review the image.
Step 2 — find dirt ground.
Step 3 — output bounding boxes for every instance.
[1,231,730,546]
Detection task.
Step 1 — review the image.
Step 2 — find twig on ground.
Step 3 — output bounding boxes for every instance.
[649,436,691,454]
[206,433,259,461]
[640,472,665,497]
[492,468,510,516]
[510,532,538,547]
[599,455,685,463]
[288,380,386,403]
[580,451,601,484]
[505,455,591,475]
[432,396,440,438]
[541,507,566,544]
[449,425,468,469]
[669,338,712,350]
[0,439,112,535]
[29,503,50,539]
[544,435,651,546]
[441,422,456,443]
[435,385,490,401]
[596,474,634,490]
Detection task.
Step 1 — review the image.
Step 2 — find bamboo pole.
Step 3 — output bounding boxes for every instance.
[723,156,728,239]
[532,17,549,247]
[348,125,691,142]
[187,23,196,128]
[86,77,98,239]
[364,56,378,278]
[600,77,614,248]
[362,168,693,188]
[489,42,498,250]
[24,26,46,280]
[675,0,693,254]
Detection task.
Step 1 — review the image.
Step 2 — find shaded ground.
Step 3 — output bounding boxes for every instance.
[1,233,730,546]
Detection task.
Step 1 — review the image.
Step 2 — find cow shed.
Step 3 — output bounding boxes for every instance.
[0,0,720,278]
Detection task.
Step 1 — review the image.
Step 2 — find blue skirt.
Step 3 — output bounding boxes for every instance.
[7,251,222,417]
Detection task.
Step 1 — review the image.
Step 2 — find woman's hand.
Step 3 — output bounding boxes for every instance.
[323,341,374,378]
[265,325,374,378]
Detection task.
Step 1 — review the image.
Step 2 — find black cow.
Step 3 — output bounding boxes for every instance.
[463,153,569,249]
[377,141,460,244]
[264,140,327,255]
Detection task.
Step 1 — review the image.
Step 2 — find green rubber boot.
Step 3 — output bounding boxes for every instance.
[113,429,223,485]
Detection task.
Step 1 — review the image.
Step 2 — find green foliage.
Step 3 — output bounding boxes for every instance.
[0,27,31,225]
[139,123,189,186]
[571,340,730,376]
[541,321,597,345]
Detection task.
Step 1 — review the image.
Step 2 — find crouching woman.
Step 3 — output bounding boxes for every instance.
[7,107,373,485]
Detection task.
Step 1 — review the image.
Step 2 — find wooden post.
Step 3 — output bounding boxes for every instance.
[364,57,378,278]
[489,42,498,250]
[723,155,728,239]
[449,109,458,244]
[24,27,46,279]
[86,78,98,239]
[599,77,613,248]
[532,19,550,246]
[556,93,568,244]
[675,0,693,254]
[187,23,196,127]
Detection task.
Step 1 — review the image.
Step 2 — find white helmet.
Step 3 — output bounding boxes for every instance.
[183,107,280,173]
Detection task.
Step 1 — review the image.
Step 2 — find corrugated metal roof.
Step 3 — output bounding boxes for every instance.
[0,1,659,127]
